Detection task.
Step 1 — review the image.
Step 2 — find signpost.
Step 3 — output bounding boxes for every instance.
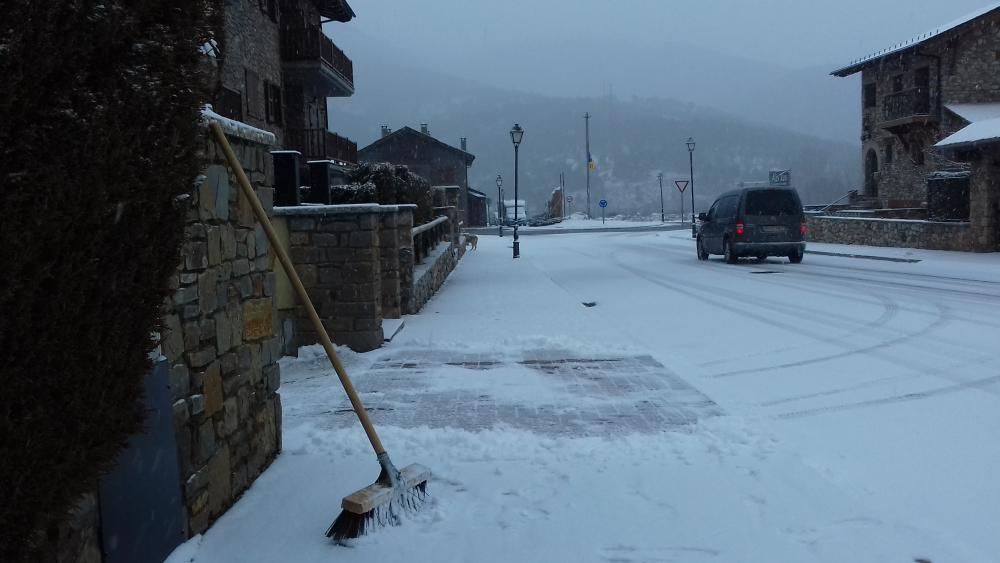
[769,169,791,186]
[675,180,689,224]
[599,199,608,224]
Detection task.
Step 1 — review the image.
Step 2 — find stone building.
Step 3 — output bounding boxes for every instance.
[207,0,358,163]
[824,2,1000,251]
[359,125,477,224]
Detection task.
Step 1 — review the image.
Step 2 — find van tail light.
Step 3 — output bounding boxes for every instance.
[800,221,807,235]
[735,222,745,236]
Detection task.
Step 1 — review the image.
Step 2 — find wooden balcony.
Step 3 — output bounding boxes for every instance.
[881,88,936,131]
[280,27,354,96]
[285,128,358,163]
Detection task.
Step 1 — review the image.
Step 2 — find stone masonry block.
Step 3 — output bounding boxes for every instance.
[289,218,316,231]
[350,231,376,248]
[289,232,310,246]
[358,214,378,230]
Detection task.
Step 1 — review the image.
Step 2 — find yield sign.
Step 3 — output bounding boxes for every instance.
[674,180,689,193]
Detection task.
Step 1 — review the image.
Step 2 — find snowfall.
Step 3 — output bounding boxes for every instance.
[167,228,1000,563]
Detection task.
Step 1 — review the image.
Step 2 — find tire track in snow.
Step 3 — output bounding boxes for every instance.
[775,374,1000,419]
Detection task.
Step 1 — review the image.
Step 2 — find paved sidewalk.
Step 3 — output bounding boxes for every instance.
[288,346,722,437]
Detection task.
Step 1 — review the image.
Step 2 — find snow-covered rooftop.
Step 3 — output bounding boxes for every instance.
[935,117,1000,149]
[832,2,1000,76]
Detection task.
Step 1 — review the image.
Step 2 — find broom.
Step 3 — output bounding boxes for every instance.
[209,122,431,541]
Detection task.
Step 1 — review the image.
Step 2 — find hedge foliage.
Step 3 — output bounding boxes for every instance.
[0,1,219,558]
[349,162,435,224]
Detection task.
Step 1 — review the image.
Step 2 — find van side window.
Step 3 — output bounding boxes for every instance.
[707,201,720,221]
[718,196,738,220]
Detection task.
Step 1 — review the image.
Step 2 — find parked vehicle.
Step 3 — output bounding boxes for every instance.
[503,199,528,226]
[696,187,806,264]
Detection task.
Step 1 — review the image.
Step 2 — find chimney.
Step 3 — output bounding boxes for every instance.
[380,125,391,138]
[420,123,429,135]
[460,137,467,152]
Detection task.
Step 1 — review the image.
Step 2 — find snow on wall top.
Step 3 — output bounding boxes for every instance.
[202,105,276,146]
[832,2,1000,76]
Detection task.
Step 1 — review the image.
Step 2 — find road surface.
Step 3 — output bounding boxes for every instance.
[517,230,1000,558]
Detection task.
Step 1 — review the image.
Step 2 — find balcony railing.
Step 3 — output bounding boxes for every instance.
[280,26,354,86]
[285,128,358,163]
[882,88,933,124]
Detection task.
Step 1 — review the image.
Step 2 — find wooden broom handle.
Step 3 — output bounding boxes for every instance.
[209,122,387,457]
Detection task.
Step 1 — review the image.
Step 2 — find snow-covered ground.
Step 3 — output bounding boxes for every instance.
[518,213,682,231]
[168,232,1000,563]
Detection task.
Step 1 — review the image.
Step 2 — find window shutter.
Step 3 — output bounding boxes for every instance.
[245,69,262,119]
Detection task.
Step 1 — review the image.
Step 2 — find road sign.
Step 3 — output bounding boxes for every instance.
[769,170,791,186]
[674,180,689,193]
[567,195,574,204]
[599,199,608,208]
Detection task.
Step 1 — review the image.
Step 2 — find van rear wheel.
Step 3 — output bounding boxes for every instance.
[724,239,738,264]
[789,249,804,264]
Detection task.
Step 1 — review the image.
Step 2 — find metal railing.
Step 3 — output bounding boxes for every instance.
[882,88,932,123]
[279,26,354,85]
[804,190,858,215]
[284,128,358,162]
[411,216,450,263]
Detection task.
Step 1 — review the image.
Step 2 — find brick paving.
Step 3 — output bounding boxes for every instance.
[313,349,722,437]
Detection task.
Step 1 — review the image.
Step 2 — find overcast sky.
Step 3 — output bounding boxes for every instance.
[338,0,991,74]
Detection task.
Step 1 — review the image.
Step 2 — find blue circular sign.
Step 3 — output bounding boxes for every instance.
[599,199,608,208]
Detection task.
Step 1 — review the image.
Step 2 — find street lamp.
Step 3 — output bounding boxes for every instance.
[496,174,504,237]
[687,137,697,238]
[510,123,524,259]
[657,172,665,223]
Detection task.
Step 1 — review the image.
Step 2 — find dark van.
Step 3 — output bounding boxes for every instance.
[696,187,806,264]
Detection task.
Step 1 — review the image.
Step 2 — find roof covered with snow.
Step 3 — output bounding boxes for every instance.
[832,2,1000,77]
[935,117,1000,149]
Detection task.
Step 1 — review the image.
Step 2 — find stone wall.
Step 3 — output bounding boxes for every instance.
[275,205,418,352]
[161,128,283,536]
[410,237,458,314]
[806,215,973,251]
[218,0,283,139]
[969,152,1000,252]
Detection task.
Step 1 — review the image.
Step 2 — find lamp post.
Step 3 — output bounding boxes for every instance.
[657,172,665,223]
[510,123,524,259]
[687,137,697,238]
[496,175,503,237]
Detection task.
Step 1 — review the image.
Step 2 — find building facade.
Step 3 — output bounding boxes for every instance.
[359,125,476,224]
[830,3,1000,251]
[208,0,357,163]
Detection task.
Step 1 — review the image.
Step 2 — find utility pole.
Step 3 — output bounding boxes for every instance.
[585,112,591,219]
[657,173,664,223]
[560,172,566,218]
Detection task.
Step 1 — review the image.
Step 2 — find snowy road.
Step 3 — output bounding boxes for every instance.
[525,231,1000,559]
[169,231,1000,563]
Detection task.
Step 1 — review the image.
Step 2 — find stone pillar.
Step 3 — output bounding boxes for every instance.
[162,129,282,537]
[399,208,416,315]
[970,154,1000,252]
[279,205,385,352]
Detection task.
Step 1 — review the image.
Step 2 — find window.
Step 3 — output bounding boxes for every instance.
[706,201,720,221]
[892,74,904,93]
[745,190,800,216]
[718,196,739,219]
[863,83,877,108]
[265,81,282,125]
[258,0,277,22]
[245,68,262,119]
[885,140,894,165]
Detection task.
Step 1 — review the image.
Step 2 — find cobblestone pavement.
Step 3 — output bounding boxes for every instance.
[312,348,722,437]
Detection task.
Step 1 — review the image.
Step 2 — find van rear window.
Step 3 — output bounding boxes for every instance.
[745,190,800,216]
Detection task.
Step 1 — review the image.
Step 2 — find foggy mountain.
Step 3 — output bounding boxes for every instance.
[329,29,861,216]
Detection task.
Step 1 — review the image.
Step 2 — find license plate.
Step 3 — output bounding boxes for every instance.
[761,226,785,234]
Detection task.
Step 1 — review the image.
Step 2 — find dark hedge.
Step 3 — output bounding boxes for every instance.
[0,0,219,559]
[350,162,435,224]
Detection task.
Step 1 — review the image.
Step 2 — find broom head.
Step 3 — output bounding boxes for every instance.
[326,463,432,541]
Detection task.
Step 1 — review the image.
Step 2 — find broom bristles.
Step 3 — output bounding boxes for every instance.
[326,480,428,542]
